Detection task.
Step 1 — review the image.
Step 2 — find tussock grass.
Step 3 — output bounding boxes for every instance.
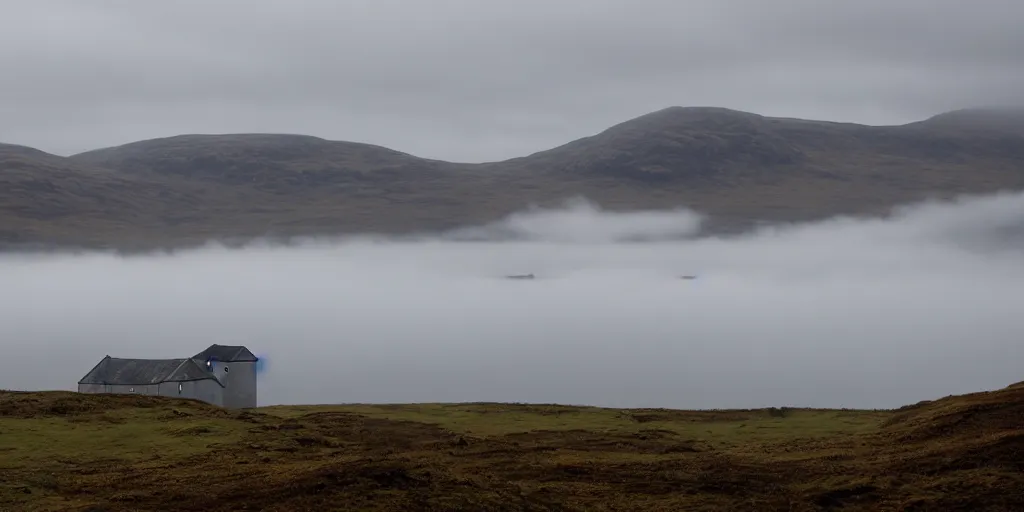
[1,386,1022,511]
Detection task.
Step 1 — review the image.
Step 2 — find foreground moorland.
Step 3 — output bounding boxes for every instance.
[1,383,1023,511]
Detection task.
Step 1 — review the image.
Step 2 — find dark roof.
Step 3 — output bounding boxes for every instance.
[166,359,220,383]
[78,357,222,386]
[192,344,258,363]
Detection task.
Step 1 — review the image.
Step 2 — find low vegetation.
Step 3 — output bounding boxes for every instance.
[1,383,1022,511]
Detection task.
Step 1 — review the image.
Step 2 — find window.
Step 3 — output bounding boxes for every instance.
[223,366,229,373]
[129,387,134,393]
[178,383,183,394]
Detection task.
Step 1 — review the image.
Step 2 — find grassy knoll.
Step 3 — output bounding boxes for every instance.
[1,385,1022,511]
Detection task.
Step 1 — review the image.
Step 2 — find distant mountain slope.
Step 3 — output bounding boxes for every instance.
[508,106,1024,180]
[2,106,1024,250]
[0,143,211,248]
[488,105,1024,221]
[908,107,1024,134]
[504,107,807,181]
[71,134,455,188]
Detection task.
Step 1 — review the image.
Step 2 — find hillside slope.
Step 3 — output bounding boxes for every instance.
[1,382,1022,511]
[2,107,1024,250]
[0,143,214,249]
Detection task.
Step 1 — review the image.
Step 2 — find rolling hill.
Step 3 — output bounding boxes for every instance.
[3,106,1024,251]
[1,381,1023,510]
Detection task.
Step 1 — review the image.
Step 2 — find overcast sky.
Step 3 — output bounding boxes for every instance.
[2,0,1023,161]
[2,192,1023,409]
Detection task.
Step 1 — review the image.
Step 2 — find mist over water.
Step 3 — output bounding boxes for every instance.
[2,194,1023,409]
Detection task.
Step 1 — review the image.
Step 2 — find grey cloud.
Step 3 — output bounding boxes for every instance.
[2,192,1023,409]
[3,0,1024,159]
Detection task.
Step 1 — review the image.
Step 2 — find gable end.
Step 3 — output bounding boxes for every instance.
[192,344,258,363]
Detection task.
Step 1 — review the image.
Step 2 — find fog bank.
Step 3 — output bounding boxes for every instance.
[2,194,1023,409]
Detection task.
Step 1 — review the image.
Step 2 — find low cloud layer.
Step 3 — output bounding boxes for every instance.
[441,197,706,243]
[2,192,1023,409]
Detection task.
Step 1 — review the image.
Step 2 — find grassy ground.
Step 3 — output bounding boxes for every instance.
[263,403,889,447]
[1,385,1022,511]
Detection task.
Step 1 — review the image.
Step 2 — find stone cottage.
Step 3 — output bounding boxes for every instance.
[77,344,258,409]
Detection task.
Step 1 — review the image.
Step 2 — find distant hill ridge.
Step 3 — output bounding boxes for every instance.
[3,106,1024,251]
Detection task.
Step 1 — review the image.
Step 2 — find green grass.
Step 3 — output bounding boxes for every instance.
[0,409,242,469]
[260,403,889,446]
[2,387,1022,511]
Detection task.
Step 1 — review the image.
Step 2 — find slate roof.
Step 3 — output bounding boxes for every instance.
[78,356,222,386]
[192,344,258,363]
[166,359,220,382]
[79,344,255,386]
